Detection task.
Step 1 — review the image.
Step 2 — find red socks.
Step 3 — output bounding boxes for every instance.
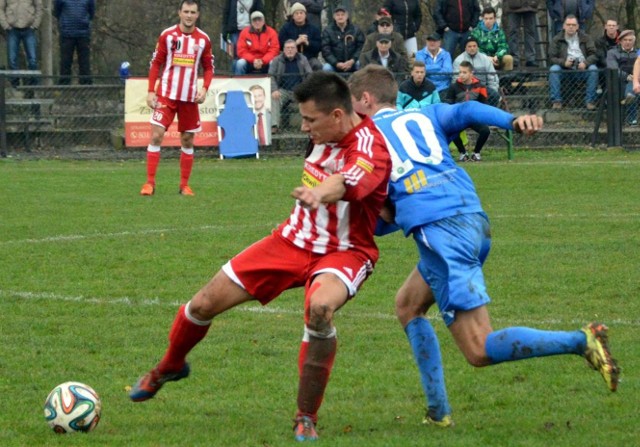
[296,335,337,423]
[180,151,194,189]
[158,304,210,373]
[146,150,161,186]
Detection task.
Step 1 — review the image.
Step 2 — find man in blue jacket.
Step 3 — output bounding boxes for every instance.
[415,33,453,101]
[53,0,94,85]
[279,2,322,71]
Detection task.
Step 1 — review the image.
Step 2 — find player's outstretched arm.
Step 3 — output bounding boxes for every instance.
[512,115,544,135]
[291,174,346,210]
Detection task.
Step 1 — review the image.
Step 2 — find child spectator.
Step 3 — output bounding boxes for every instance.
[446,60,491,161]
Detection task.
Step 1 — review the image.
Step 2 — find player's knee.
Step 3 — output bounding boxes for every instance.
[307,302,335,335]
[395,291,430,328]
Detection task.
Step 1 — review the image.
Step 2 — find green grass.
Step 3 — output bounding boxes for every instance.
[0,150,638,446]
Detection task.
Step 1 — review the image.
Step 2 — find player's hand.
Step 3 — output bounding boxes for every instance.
[195,88,207,104]
[513,115,543,135]
[146,92,158,109]
[292,186,321,210]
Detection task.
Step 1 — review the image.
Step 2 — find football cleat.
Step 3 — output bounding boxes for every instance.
[129,363,190,402]
[293,416,318,442]
[471,152,482,162]
[423,413,455,428]
[458,153,469,162]
[140,183,155,196]
[179,185,194,196]
[582,322,619,392]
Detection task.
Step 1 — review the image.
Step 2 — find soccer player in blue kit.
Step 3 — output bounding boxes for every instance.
[348,65,620,427]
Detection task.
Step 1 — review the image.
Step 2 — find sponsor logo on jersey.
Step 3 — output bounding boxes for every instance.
[173,53,196,67]
[355,157,374,174]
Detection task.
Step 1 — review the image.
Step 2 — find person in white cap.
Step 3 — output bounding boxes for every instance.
[286,0,323,30]
[279,2,322,70]
[234,10,280,75]
[222,0,264,59]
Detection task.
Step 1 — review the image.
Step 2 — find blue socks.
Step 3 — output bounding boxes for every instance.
[405,317,451,419]
[485,327,586,364]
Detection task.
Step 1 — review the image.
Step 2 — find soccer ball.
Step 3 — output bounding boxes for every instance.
[43,381,102,433]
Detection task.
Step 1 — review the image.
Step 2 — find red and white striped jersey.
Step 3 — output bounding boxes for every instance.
[278,115,391,262]
[148,25,215,102]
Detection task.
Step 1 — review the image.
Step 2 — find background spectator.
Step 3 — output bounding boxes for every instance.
[366,6,390,34]
[279,2,322,71]
[383,0,422,57]
[433,0,480,58]
[415,33,452,101]
[235,11,280,75]
[595,19,619,68]
[606,29,637,125]
[548,15,598,110]
[503,0,538,68]
[0,0,42,89]
[452,37,501,106]
[471,6,513,71]
[286,0,324,30]
[358,33,409,79]
[269,39,312,132]
[223,0,264,60]
[547,0,594,35]
[396,60,441,109]
[320,4,364,73]
[53,0,95,85]
[446,60,490,161]
[361,15,407,62]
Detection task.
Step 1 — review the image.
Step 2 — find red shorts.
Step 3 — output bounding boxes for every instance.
[222,233,374,305]
[150,96,201,132]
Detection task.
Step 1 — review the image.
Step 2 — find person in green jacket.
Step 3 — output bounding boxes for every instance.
[471,6,513,71]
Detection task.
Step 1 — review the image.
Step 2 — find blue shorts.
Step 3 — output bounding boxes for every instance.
[413,212,491,326]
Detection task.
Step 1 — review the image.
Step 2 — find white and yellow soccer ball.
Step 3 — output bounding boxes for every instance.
[44,381,102,433]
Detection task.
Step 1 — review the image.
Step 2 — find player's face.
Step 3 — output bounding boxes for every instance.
[299,100,343,145]
[482,13,496,29]
[179,3,199,29]
[411,67,426,84]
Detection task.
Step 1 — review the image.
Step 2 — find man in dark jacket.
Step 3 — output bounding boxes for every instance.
[53,0,94,85]
[548,15,598,110]
[279,2,322,70]
[358,33,409,79]
[269,39,313,131]
[361,15,408,62]
[433,0,480,58]
[504,0,539,68]
[286,0,323,30]
[595,19,620,68]
[606,29,638,125]
[383,0,422,57]
[321,4,364,73]
[547,0,594,35]
[223,0,264,58]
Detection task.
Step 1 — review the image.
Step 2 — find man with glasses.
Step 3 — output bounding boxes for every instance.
[361,14,407,61]
[548,14,598,110]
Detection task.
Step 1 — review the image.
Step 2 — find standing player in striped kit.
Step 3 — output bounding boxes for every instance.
[140,0,214,196]
[130,72,392,442]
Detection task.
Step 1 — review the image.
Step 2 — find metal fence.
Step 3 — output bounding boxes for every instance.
[1,69,638,158]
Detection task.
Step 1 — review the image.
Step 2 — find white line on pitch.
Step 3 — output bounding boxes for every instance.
[2,289,637,327]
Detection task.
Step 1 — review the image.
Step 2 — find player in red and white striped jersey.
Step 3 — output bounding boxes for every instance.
[140,0,215,197]
[130,72,391,442]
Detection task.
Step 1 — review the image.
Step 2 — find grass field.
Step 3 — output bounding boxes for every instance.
[0,149,638,446]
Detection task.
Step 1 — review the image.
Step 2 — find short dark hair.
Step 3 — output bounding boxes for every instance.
[412,60,426,69]
[180,0,199,10]
[482,6,496,16]
[459,60,474,71]
[293,72,353,114]
[348,65,398,105]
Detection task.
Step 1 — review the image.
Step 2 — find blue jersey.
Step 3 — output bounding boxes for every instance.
[373,102,514,235]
